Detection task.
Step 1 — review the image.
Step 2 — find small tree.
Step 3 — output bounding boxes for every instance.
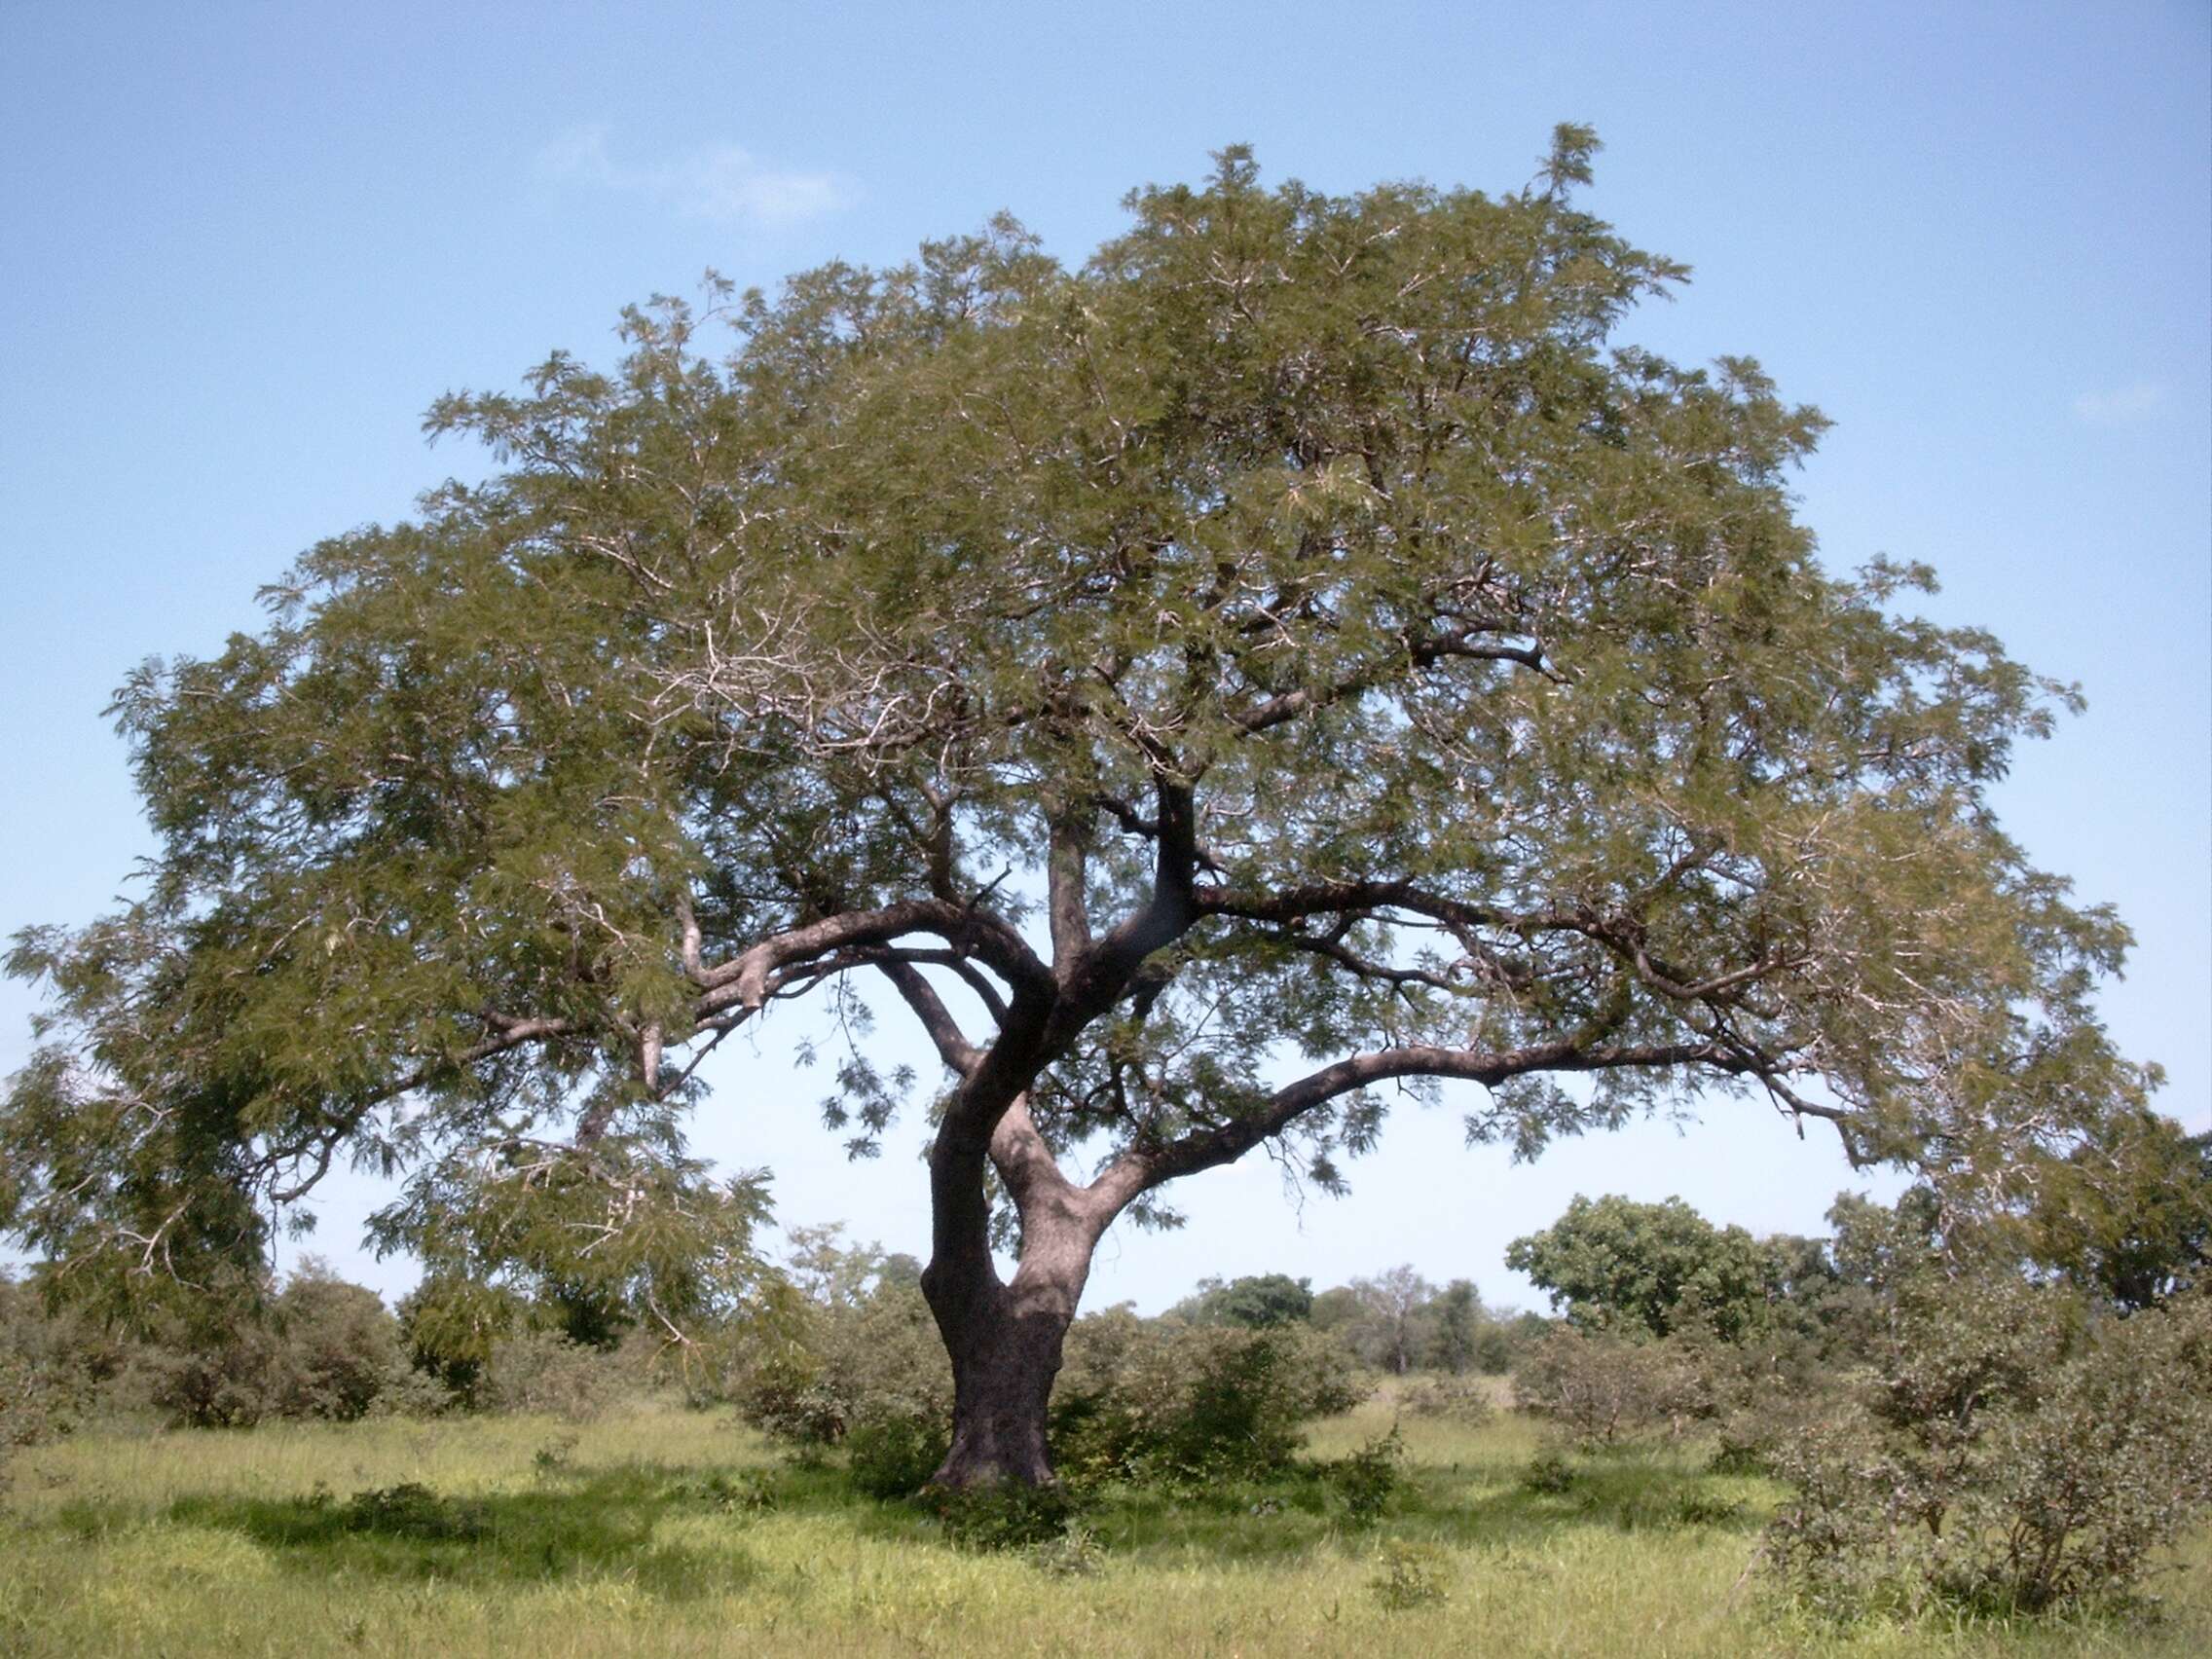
[1426,1279,1485,1374]
[0,130,2157,1486]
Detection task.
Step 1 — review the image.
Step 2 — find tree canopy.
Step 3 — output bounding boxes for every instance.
[0,129,2160,1482]
[1506,1194,1789,1341]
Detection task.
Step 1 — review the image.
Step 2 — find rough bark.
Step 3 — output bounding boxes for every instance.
[924,1256,1085,1489]
[919,1096,1108,1488]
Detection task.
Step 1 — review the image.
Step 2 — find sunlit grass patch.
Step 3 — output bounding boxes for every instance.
[1,1399,2205,1658]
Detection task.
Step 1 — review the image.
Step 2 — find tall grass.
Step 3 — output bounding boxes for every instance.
[2,1390,2203,1657]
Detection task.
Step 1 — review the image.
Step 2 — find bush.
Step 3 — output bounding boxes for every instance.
[733,1280,951,1452]
[927,1481,1078,1551]
[1399,1374,1497,1424]
[479,1329,633,1421]
[1369,1538,1453,1610]
[1050,1312,1366,1486]
[1319,1428,1403,1530]
[1520,1447,1579,1495]
[1512,1327,1704,1445]
[845,1410,952,1499]
[1765,1278,2212,1617]
[126,1263,422,1428]
[739,1288,1364,1495]
[267,1267,407,1420]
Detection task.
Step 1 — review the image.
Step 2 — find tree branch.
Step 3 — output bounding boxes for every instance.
[1088,1034,1747,1211]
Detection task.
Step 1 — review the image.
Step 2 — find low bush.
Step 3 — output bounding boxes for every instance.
[1765,1278,2212,1617]
[1520,1446,1579,1495]
[1511,1326,1704,1445]
[926,1481,1079,1551]
[1318,1427,1403,1530]
[844,1410,951,1500]
[1050,1311,1366,1487]
[1369,1538,1453,1609]
[479,1329,634,1421]
[1399,1373,1497,1424]
[733,1280,951,1453]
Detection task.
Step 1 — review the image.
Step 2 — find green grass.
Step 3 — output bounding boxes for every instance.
[3,1391,2204,1657]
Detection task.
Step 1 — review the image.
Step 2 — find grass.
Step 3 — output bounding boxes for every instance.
[2,1389,2205,1657]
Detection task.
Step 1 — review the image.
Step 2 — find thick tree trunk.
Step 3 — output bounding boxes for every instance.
[920,1101,1104,1488]
[929,1283,1072,1488]
[922,1223,1096,1488]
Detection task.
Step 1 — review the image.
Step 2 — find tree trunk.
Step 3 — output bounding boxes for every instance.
[923,1230,1099,1488]
[920,1139,1101,1489]
[930,1282,1072,1488]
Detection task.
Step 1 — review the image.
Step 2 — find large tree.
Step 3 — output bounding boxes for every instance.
[0,130,2156,1485]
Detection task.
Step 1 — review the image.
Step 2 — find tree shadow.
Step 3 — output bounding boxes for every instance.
[1045,1444,1771,1565]
[151,1462,785,1599]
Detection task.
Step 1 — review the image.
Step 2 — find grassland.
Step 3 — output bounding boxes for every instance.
[2,1389,2204,1657]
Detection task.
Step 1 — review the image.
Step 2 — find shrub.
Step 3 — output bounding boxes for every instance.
[1765,1278,2212,1617]
[1320,1427,1403,1530]
[1026,1519,1107,1577]
[126,1263,419,1427]
[479,1329,633,1421]
[733,1280,951,1451]
[1512,1327,1704,1445]
[1399,1373,1496,1424]
[928,1481,1079,1551]
[844,1410,952,1499]
[1369,1538,1453,1609]
[1,1277,100,1480]
[1050,1312,1366,1486]
[1520,1447,1579,1495]
[267,1267,406,1420]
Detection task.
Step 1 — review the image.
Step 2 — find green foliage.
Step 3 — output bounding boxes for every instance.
[0,134,2150,1383]
[1520,1446,1580,1495]
[1165,1272,1313,1329]
[477,1329,633,1422]
[844,1411,952,1500]
[925,1481,1079,1551]
[732,1275,951,1452]
[133,1260,426,1428]
[1765,1278,2212,1617]
[1368,1536,1454,1609]
[1051,1310,1366,1487]
[1318,1426,1404,1530]
[1507,1194,1791,1341]
[1425,1278,1483,1374]
[2017,1113,2212,1310]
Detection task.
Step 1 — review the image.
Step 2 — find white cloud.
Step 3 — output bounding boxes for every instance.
[536,125,849,227]
[2073,381,2163,425]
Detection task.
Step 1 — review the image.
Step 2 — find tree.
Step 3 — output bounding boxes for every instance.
[0,129,2157,1486]
[1507,1194,1782,1341]
[1426,1278,1485,1374]
[1338,1266,1438,1375]
[1167,1272,1313,1329]
[2019,1111,2210,1310]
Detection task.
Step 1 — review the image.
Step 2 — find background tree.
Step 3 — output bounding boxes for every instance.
[2018,1111,2210,1310]
[0,129,2157,1486]
[1166,1272,1313,1329]
[1426,1278,1486,1375]
[1506,1194,1782,1341]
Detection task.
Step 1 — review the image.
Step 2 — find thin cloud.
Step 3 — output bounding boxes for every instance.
[536,125,849,227]
[2073,381,2163,426]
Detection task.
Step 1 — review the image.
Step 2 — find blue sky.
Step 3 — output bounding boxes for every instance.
[3,1,2206,1311]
